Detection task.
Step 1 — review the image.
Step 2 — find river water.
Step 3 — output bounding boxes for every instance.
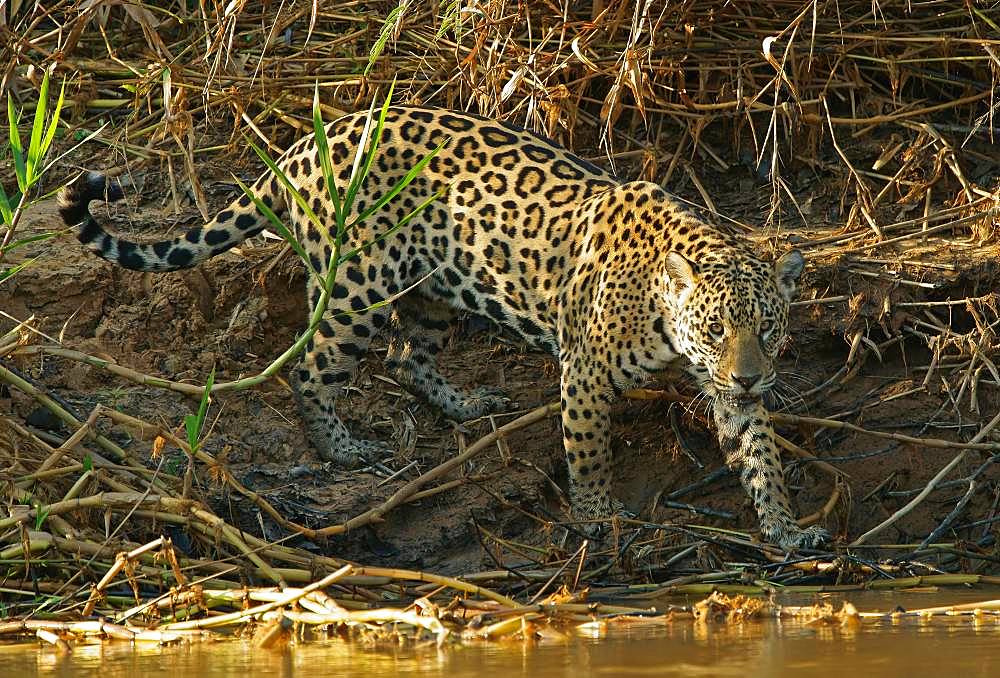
[3,590,998,677]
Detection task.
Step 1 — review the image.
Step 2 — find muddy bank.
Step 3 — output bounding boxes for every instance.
[3,158,1000,578]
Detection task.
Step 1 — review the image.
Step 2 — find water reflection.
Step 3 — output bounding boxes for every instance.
[3,590,999,677]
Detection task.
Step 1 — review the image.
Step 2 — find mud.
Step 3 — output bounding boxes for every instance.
[3,146,1000,578]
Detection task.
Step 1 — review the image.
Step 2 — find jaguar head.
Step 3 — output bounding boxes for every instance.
[665,248,805,408]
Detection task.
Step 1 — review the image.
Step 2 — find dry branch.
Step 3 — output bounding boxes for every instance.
[851,408,1000,546]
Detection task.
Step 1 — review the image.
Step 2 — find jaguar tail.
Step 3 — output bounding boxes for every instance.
[58,171,283,272]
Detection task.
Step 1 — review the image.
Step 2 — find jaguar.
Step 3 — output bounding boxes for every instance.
[59,105,829,550]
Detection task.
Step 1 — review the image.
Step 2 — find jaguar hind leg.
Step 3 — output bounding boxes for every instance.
[294,270,393,467]
[384,295,511,420]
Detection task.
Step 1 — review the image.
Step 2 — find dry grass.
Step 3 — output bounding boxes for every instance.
[2,1,999,224]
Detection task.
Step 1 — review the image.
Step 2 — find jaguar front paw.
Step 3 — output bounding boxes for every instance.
[570,491,634,537]
[772,524,830,551]
[449,385,514,420]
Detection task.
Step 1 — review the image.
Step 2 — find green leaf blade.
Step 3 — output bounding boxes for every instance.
[40,80,66,157]
[7,96,27,192]
[26,70,51,184]
[233,175,321,283]
[312,86,343,224]
[353,137,448,226]
[0,182,14,226]
[248,140,324,236]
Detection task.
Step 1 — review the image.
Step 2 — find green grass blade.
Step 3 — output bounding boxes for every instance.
[358,82,395,190]
[7,95,22,155]
[353,137,448,226]
[26,70,50,183]
[345,82,396,214]
[0,182,13,226]
[184,417,198,450]
[233,175,320,282]
[339,183,447,264]
[41,80,66,156]
[7,96,27,192]
[248,140,323,234]
[343,100,379,213]
[196,368,215,427]
[436,0,464,39]
[312,86,343,224]
[0,230,58,254]
[0,257,37,284]
[365,3,405,76]
[185,368,215,453]
[34,505,49,531]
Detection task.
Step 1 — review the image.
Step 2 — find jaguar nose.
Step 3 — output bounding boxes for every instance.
[732,372,761,391]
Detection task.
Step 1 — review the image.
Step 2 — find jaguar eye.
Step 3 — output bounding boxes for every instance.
[760,319,774,334]
[709,322,724,337]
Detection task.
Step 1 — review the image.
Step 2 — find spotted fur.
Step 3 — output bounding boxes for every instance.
[60,106,828,550]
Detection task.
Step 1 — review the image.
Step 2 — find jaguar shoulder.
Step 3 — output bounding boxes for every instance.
[59,105,828,550]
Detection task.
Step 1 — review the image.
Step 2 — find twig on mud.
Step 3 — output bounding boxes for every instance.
[300,403,560,539]
[18,407,104,489]
[797,478,846,529]
[669,403,703,468]
[11,344,292,398]
[913,454,998,551]
[772,433,846,478]
[851,409,1000,546]
[0,363,149,476]
[771,412,1000,453]
[624,387,848,476]
[666,467,733,501]
[655,500,735,520]
[915,479,981,553]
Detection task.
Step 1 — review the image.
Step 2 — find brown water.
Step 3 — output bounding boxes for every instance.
[3,591,999,677]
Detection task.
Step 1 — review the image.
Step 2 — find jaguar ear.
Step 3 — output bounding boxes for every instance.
[774,249,805,302]
[665,251,699,294]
